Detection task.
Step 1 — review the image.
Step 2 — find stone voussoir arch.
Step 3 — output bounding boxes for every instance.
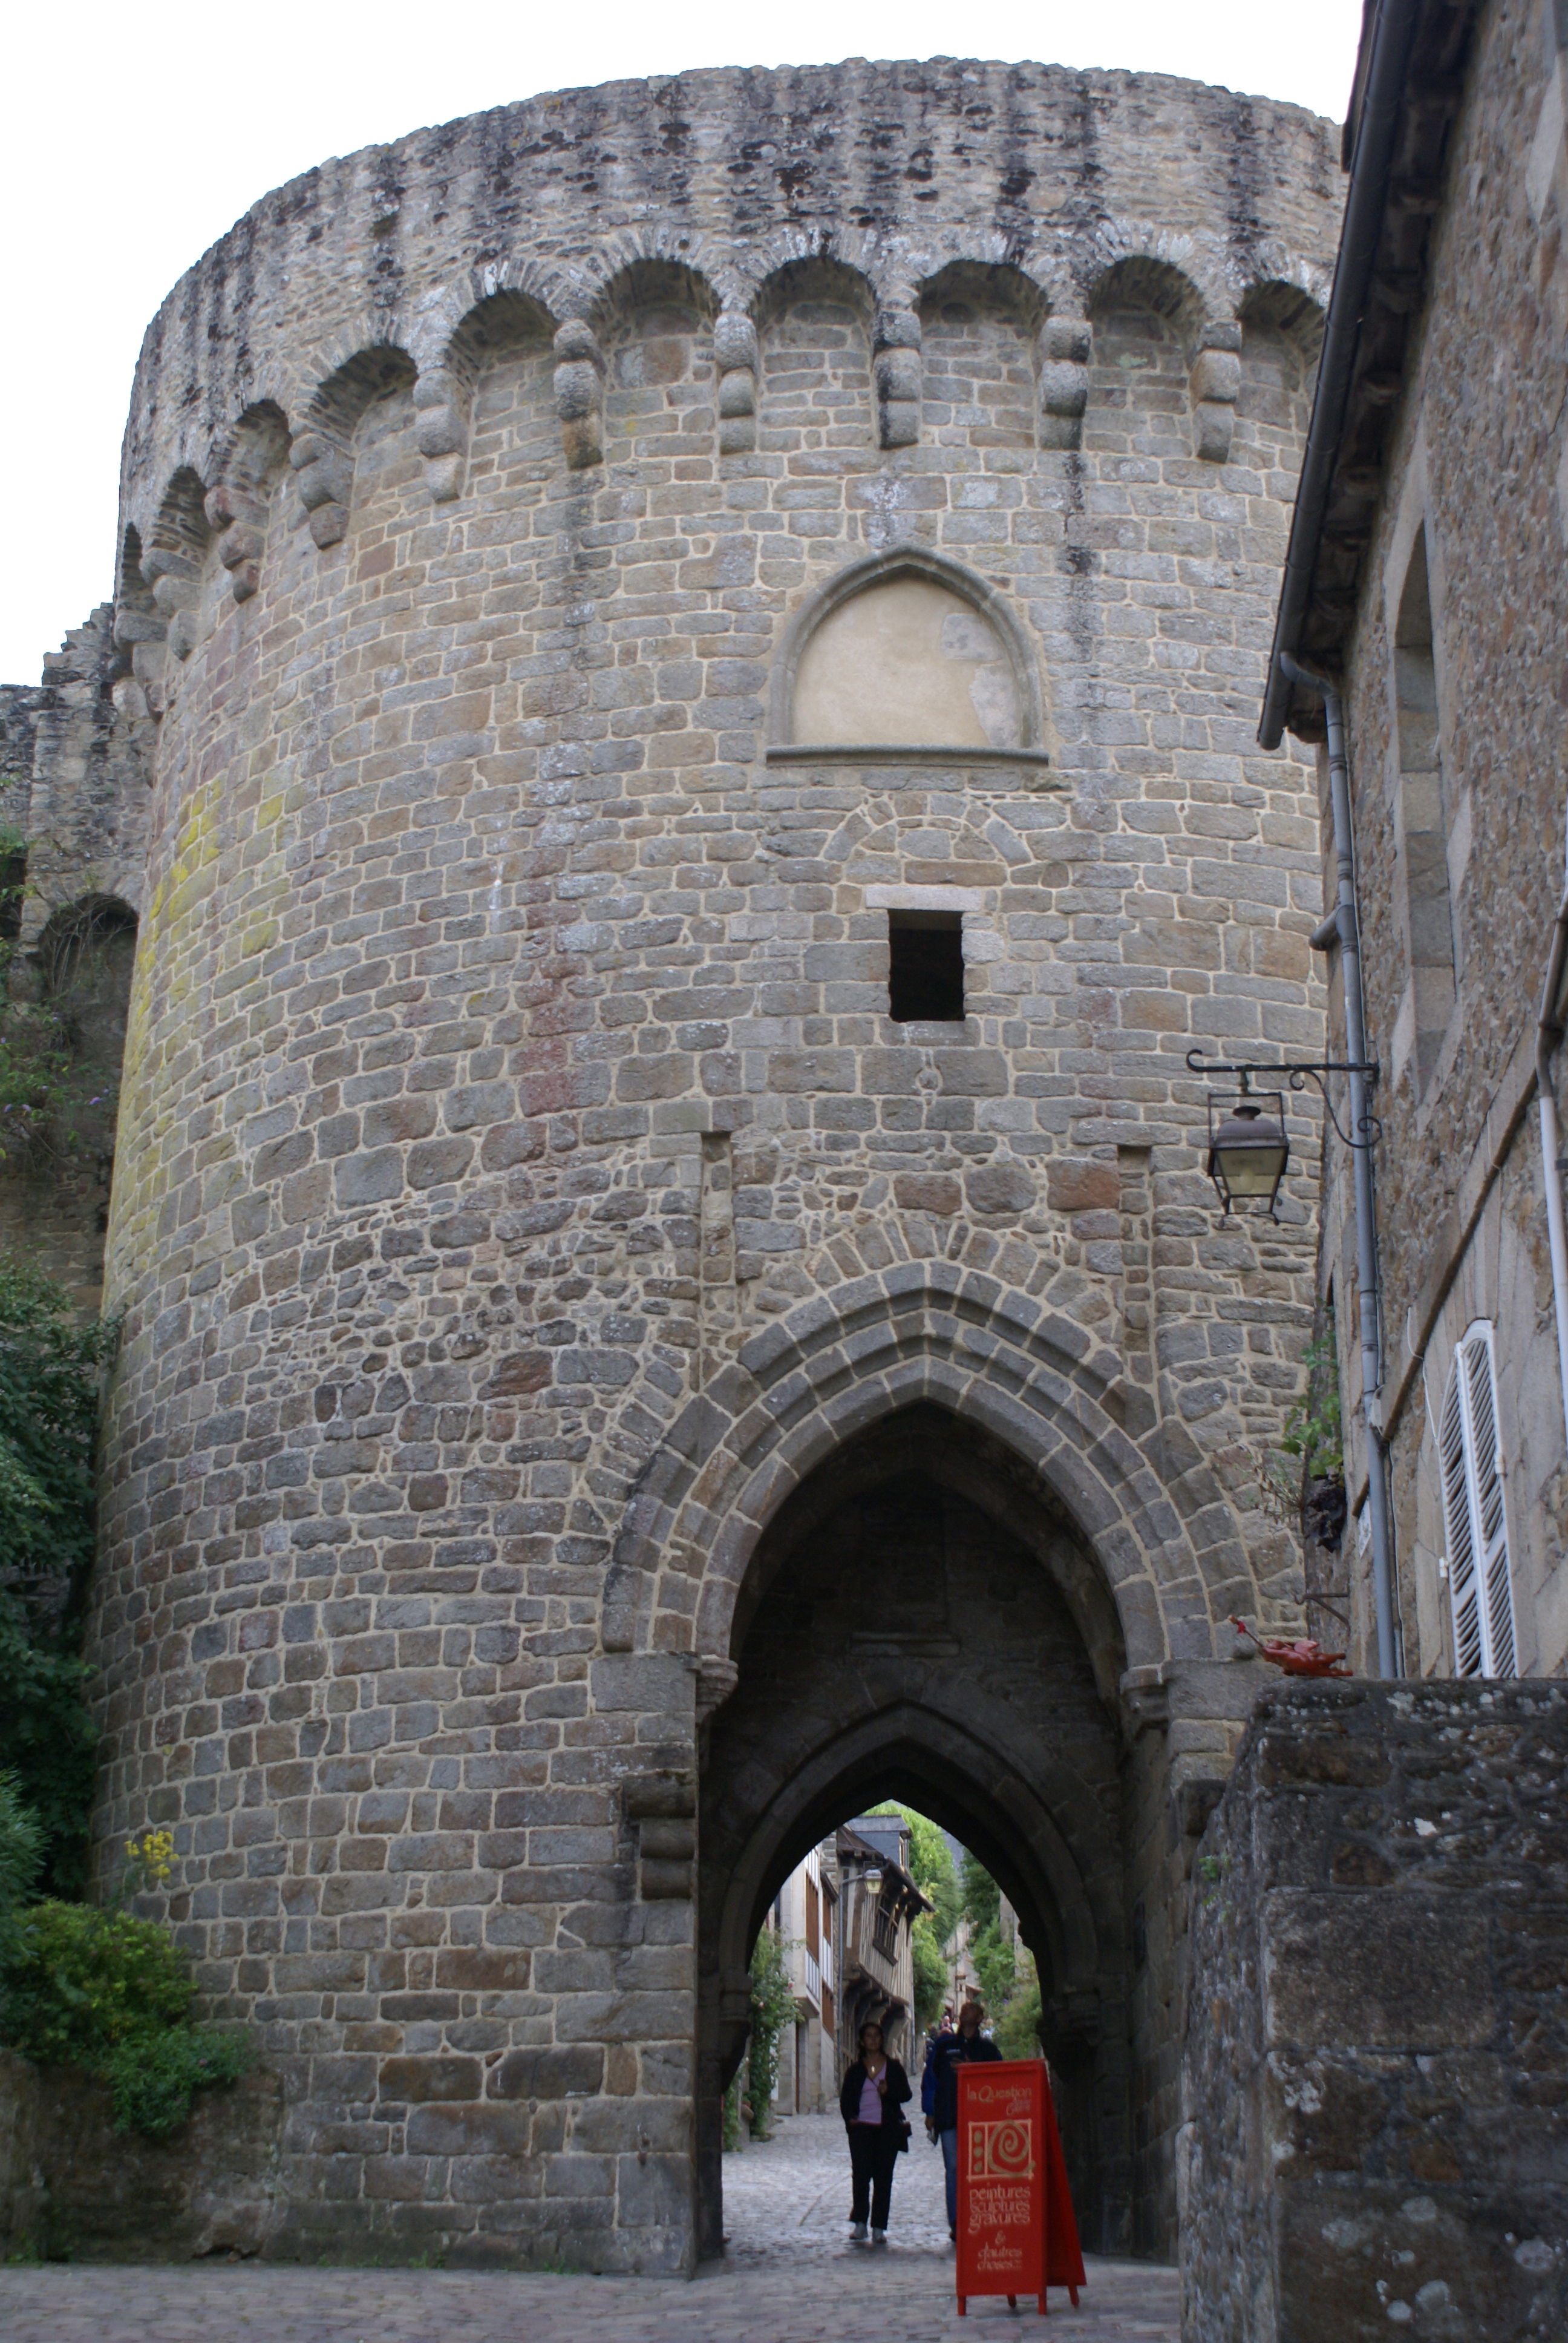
[606,1263,1249,1671]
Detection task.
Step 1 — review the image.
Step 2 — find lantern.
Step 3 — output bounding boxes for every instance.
[1204,1089,1289,1217]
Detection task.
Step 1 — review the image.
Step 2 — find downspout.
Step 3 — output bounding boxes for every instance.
[1535,885,1568,1451]
[1280,653,1402,1678]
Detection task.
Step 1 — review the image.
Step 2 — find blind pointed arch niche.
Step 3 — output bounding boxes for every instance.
[767,549,1053,774]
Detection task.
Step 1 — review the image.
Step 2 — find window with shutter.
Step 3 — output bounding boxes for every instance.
[1437,1322,1517,1678]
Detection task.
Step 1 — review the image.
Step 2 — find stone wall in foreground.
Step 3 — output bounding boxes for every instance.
[0,2046,283,2261]
[1181,1679,1568,2342]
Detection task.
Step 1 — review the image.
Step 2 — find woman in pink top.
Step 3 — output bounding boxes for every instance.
[837,2019,912,2241]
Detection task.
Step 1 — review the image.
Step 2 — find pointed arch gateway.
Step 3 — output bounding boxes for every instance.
[631,1269,1259,2264]
[693,1398,1135,2261]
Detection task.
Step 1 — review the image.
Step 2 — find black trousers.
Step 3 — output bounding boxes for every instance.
[848,2121,900,2229]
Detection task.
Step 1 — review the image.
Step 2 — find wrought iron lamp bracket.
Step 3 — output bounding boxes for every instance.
[1185,1050,1382,1154]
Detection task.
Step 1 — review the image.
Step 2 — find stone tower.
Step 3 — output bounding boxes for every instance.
[68,59,1341,2271]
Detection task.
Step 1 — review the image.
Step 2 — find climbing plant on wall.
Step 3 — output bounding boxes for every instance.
[0,1254,115,1891]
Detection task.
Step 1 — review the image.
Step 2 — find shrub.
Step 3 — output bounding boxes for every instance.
[1,1899,192,2070]
[104,2027,253,2138]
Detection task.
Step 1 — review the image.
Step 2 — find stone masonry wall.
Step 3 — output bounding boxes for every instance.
[1181,1678,1568,2342]
[1315,0,1568,1677]
[0,2046,283,2261]
[74,61,1342,2269]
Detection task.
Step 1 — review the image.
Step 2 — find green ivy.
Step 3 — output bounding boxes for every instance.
[991,1958,1044,2062]
[0,1897,253,2138]
[0,1771,44,1961]
[103,2027,253,2139]
[961,1852,1024,2027]
[0,1255,116,1892]
[1281,1314,1344,1481]
[744,1925,799,2141]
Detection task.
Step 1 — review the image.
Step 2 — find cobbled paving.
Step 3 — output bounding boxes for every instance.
[0,2112,1180,2340]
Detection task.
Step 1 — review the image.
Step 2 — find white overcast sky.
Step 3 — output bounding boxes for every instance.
[1,1,1364,684]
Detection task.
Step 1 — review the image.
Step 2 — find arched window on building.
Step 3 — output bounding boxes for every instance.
[1437,1322,1517,1678]
[1393,525,1459,1093]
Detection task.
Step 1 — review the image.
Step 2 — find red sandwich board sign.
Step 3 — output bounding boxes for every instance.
[955,2058,1086,2317]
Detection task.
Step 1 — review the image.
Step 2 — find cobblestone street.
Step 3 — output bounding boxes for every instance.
[0,2112,1180,2340]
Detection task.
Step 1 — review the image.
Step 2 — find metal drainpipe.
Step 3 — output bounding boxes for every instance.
[1535,885,1568,1452]
[1280,654,1401,1677]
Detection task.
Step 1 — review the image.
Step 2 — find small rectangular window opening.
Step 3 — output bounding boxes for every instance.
[887,911,965,1022]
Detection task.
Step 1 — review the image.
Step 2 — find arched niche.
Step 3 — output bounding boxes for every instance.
[1236,280,1324,465]
[445,291,557,499]
[1083,255,1206,460]
[916,261,1044,451]
[293,344,416,547]
[768,548,1048,766]
[755,257,877,453]
[592,260,717,465]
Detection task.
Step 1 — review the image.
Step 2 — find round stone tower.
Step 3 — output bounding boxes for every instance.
[92,59,1341,2271]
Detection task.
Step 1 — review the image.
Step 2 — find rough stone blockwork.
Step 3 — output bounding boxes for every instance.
[0,2047,283,2263]
[33,59,1348,2270]
[1182,1680,1568,2342]
[0,611,150,1306]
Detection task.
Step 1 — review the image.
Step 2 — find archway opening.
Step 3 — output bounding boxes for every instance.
[696,1403,1132,2263]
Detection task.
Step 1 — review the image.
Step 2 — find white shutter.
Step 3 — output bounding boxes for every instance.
[1438,1323,1517,1678]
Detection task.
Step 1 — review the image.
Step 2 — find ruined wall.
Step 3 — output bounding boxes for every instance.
[1317,0,1568,1677]
[75,59,1342,2270]
[0,608,150,1310]
[1182,1678,1568,2342]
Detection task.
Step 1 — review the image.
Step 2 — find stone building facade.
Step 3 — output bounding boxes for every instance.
[0,59,1348,2272]
[1181,1677,1568,2341]
[1266,0,1568,1685]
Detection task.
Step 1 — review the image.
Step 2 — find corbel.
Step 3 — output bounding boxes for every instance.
[693,1653,739,1726]
[1039,316,1091,450]
[204,479,267,602]
[1189,324,1241,462]
[289,430,353,548]
[622,1769,697,1900]
[713,309,758,455]
[554,319,606,470]
[1119,1661,1170,1738]
[875,308,921,449]
[111,598,166,690]
[141,549,202,663]
[413,365,470,503]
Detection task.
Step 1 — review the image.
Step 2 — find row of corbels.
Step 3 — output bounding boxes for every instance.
[119,300,1244,698]
[541,303,1239,474]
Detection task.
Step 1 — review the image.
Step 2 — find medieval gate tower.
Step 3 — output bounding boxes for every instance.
[21,59,1344,2271]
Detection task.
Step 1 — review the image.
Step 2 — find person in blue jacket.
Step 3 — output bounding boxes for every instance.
[925,1999,1002,2239]
[920,2010,953,2123]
